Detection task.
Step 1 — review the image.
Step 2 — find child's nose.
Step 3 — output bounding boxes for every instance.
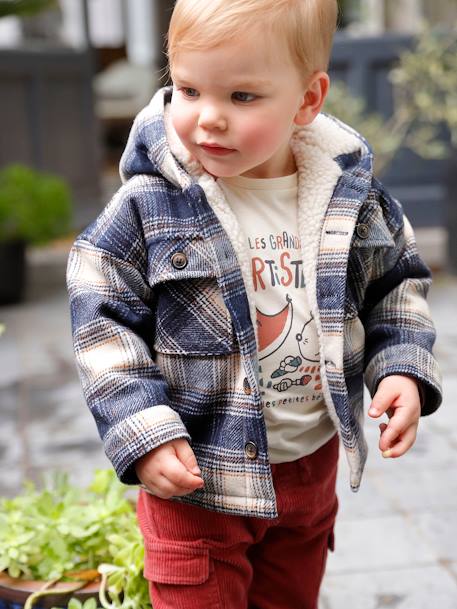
[197,105,227,131]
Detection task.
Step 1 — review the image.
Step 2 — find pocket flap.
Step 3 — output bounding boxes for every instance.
[144,539,210,585]
[352,203,395,249]
[148,234,217,286]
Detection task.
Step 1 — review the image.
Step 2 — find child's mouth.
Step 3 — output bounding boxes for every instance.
[200,144,235,156]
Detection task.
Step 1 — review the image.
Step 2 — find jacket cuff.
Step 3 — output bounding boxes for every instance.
[104,405,192,485]
[365,344,443,416]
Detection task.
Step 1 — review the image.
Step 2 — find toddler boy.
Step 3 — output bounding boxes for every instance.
[67,1,442,607]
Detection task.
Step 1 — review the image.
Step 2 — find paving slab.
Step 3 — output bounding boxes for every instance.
[321,564,457,609]
[326,514,438,574]
[412,509,457,563]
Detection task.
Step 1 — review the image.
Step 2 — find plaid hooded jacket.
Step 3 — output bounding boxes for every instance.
[67,86,442,519]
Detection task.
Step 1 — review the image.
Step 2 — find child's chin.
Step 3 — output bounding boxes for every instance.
[202,165,242,179]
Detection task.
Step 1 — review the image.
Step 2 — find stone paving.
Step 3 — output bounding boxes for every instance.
[0,238,456,608]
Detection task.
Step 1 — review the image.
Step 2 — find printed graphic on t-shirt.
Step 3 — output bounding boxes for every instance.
[250,232,323,410]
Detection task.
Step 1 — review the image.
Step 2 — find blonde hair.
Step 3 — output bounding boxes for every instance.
[166,0,339,76]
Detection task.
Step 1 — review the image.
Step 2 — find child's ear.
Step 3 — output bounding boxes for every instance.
[294,71,330,126]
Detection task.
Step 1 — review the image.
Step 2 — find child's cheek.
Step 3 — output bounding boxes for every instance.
[240,118,284,156]
[170,100,193,148]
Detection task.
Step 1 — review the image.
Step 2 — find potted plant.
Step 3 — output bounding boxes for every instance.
[0,163,72,305]
[0,469,151,609]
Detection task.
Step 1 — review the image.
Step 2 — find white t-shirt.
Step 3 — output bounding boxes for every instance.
[218,172,336,463]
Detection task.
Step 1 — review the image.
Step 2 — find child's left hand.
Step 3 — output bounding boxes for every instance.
[368,374,421,459]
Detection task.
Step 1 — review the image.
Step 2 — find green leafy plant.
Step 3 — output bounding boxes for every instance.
[336,0,361,29]
[389,23,457,155]
[324,23,457,176]
[324,80,402,176]
[55,600,101,609]
[0,469,151,609]
[0,0,57,18]
[0,164,72,245]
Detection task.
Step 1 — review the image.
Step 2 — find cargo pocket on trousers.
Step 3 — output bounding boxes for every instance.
[144,538,222,607]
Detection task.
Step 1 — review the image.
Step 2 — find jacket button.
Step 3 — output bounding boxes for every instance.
[245,441,258,460]
[355,223,369,239]
[243,377,251,395]
[171,252,188,269]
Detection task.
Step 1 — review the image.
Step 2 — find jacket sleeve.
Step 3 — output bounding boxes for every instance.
[361,182,443,416]
[66,232,191,486]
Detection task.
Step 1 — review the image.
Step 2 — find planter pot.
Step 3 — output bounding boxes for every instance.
[0,240,27,306]
[0,572,100,609]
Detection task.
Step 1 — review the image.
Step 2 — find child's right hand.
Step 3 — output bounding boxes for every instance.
[134,438,205,499]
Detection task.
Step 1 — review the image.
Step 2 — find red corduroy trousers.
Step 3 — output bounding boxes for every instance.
[136,433,339,609]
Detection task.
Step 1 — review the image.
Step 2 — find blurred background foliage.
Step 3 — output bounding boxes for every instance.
[325,23,457,176]
[0,0,57,18]
[0,164,72,245]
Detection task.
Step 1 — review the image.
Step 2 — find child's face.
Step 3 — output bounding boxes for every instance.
[169,34,320,179]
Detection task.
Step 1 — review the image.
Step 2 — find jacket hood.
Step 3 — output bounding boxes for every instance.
[119,86,374,190]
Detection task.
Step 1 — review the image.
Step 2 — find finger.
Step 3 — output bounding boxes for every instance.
[140,481,196,500]
[382,423,418,459]
[379,407,417,452]
[142,475,181,499]
[378,409,410,452]
[173,438,202,476]
[368,385,399,418]
[172,485,202,496]
[147,474,200,499]
[162,476,202,497]
[140,456,203,495]
[379,419,404,452]
[161,454,204,490]
[140,475,172,499]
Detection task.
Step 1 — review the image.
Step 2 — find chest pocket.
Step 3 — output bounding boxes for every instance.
[345,202,396,320]
[148,234,237,356]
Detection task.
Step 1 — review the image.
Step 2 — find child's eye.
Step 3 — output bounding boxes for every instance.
[180,87,199,98]
[232,91,256,103]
